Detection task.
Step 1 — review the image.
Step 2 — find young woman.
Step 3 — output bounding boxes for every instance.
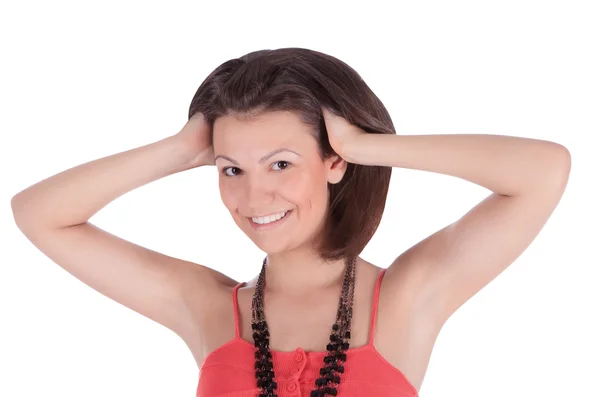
[11,48,571,397]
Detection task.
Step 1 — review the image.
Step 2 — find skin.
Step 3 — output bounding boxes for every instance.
[187,110,430,393]
[13,106,570,394]
[202,109,570,392]
[213,110,353,294]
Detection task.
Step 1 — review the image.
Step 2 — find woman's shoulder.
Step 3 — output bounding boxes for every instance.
[176,264,240,344]
[180,263,241,321]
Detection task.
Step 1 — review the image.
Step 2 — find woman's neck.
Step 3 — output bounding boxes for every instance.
[256,250,351,294]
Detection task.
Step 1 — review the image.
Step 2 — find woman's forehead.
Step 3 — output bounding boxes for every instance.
[214,110,310,134]
[214,111,315,148]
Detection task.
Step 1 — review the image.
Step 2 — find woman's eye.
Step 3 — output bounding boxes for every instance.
[222,167,241,177]
[272,161,290,171]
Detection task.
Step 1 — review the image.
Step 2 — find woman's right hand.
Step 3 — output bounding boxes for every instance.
[173,112,215,169]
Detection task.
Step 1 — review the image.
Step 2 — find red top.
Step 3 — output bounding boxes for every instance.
[196,268,418,396]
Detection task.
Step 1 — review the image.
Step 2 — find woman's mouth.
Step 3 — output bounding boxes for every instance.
[248,209,293,231]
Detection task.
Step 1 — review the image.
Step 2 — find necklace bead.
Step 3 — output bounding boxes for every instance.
[251,256,357,396]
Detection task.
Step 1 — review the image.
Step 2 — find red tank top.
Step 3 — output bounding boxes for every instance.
[196,268,418,396]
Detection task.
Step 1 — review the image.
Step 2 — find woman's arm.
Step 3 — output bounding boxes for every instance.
[12,135,194,229]
[11,131,233,339]
[323,107,571,328]
[344,133,570,197]
[348,132,570,326]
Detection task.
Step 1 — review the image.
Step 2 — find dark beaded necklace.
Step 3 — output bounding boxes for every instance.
[251,256,357,397]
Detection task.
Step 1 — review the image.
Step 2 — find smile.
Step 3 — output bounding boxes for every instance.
[248,210,293,230]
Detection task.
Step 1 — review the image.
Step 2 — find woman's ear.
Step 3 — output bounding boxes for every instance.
[326,154,348,184]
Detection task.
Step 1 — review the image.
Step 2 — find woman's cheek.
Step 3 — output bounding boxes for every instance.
[281,173,313,198]
[218,179,242,210]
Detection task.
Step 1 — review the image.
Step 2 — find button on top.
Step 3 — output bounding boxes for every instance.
[294,347,304,362]
[287,383,297,391]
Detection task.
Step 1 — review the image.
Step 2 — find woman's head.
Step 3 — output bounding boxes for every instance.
[188,47,396,262]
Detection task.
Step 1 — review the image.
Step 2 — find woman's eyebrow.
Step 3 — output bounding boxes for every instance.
[215,148,301,165]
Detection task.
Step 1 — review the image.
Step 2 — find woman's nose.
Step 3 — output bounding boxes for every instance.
[244,177,274,208]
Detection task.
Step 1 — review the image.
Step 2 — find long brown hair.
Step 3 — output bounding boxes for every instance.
[188,47,396,262]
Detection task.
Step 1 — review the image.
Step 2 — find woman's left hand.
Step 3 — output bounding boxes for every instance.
[322,108,368,163]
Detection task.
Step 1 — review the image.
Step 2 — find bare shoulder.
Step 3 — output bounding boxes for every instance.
[378,246,436,327]
[377,255,426,335]
[177,264,241,366]
[178,262,240,334]
[375,253,441,393]
[182,261,240,295]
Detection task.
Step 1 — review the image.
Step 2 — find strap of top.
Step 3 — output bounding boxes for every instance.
[232,281,246,338]
[368,268,387,344]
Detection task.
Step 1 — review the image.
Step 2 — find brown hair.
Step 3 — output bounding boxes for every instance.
[188,47,396,262]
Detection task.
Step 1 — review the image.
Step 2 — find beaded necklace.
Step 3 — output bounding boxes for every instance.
[251,256,357,397]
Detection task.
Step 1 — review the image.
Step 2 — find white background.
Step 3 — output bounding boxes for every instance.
[2,1,598,396]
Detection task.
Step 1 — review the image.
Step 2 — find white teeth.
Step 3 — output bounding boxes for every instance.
[252,210,289,224]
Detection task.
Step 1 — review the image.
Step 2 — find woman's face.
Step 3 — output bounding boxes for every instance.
[213,110,347,254]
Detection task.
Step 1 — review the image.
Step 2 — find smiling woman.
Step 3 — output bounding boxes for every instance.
[11,45,571,397]
[183,48,422,397]
[191,48,396,263]
[212,110,353,257]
